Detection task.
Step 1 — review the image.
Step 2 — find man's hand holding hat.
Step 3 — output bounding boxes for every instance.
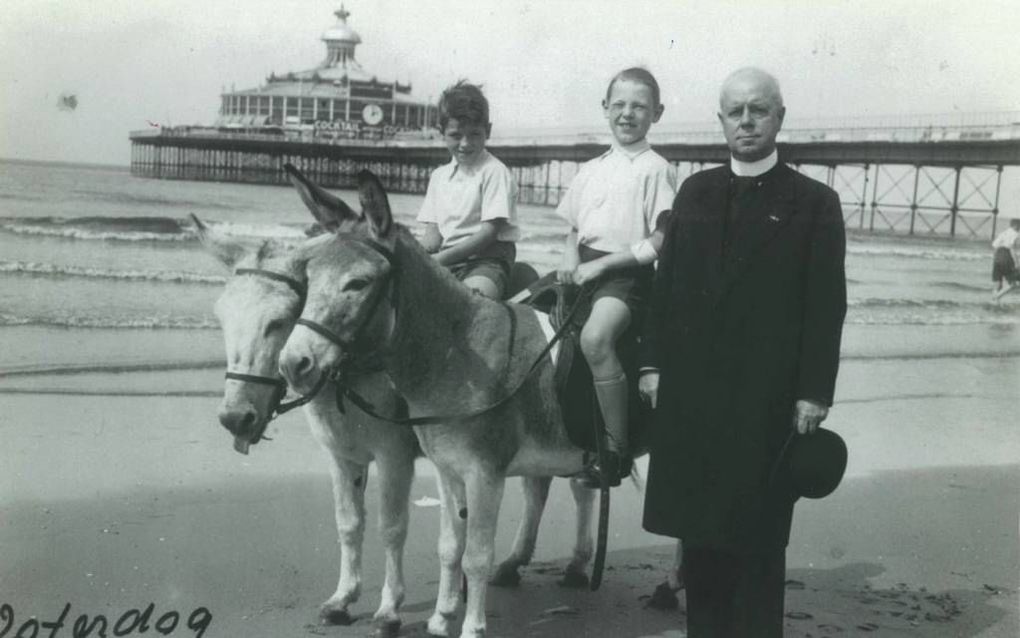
[793,398,828,434]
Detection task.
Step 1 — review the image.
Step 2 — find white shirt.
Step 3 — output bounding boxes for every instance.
[556,139,677,253]
[992,226,1019,250]
[417,150,520,248]
[730,149,779,177]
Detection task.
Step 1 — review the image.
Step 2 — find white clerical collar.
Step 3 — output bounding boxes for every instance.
[730,149,778,177]
[611,138,651,161]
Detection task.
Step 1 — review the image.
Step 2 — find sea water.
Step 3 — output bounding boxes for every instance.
[0,158,1017,399]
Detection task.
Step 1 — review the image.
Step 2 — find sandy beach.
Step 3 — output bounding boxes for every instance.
[1,341,1017,638]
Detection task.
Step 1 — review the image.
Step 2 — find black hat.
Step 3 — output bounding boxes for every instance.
[773,428,848,499]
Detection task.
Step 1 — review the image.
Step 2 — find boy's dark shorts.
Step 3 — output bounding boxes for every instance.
[578,244,653,321]
[992,247,1019,283]
[448,241,517,297]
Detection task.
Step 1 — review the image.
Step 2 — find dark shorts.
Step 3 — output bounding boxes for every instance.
[992,247,1019,283]
[578,244,654,321]
[448,241,516,297]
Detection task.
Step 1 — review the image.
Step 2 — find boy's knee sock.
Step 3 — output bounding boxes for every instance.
[593,373,628,455]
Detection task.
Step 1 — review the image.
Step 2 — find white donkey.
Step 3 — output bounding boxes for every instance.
[279,170,657,637]
[194,217,419,637]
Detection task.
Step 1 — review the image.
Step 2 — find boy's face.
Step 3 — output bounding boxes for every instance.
[442,118,490,166]
[603,79,662,146]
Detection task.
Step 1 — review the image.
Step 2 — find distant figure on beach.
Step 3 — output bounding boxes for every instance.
[417,80,519,299]
[555,67,677,487]
[991,218,1020,297]
[640,67,847,637]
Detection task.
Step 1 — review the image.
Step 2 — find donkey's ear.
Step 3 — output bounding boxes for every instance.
[356,170,393,238]
[190,213,246,268]
[284,163,360,231]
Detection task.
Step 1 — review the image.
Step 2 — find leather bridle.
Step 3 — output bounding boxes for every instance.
[223,268,326,423]
[293,237,398,362]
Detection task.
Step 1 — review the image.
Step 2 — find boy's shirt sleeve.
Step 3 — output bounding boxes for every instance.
[480,164,518,222]
[416,172,438,224]
[644,162,679,230]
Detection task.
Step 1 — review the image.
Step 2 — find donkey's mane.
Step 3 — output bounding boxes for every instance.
[390,224,487,325]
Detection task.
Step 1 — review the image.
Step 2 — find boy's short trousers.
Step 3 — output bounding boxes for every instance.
[992,247,1019,283]
[448,241,517,297]
[578,244,653,321]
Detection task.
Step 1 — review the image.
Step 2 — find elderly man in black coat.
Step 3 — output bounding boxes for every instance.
[639,67,847,637]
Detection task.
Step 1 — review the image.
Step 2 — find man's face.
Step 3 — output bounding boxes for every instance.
[718,74,785,162]
[603,79,662,146]
[442,117,490,166]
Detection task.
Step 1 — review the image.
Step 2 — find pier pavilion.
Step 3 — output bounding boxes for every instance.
[215,5,436,139]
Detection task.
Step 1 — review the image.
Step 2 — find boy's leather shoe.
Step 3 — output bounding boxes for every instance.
[577,451,628,488]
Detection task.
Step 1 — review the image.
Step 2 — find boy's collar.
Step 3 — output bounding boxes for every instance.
[449,149,490,176]
[610,138,651,160]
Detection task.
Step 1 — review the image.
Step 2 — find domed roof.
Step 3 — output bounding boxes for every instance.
[322,6,361,44]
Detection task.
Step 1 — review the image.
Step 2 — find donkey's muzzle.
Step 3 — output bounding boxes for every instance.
[218,404,259,438]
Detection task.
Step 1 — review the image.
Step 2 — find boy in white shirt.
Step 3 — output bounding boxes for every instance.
[417,81,520,298]
[557,67,678,486]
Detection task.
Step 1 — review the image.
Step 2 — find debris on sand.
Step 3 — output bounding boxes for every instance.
[542,605,579,616]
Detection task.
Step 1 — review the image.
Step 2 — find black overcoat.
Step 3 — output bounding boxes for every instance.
[641,162,847,553]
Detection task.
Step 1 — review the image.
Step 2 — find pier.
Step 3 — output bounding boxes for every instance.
[131,112,1020,240]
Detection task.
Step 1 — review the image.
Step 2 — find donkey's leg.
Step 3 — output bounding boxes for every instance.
[427,469,467,637]
[491,476,551,587]
[560,476,597,588]
[370,449,415,637]
[319,449,369,625]
[459,471,506,638]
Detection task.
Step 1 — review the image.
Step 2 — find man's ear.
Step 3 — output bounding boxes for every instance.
[190,214,247,268]
[284,163,361,231]
[355,170,393,239]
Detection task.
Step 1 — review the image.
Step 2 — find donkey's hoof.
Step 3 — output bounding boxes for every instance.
[645,581,680,610]
[489,562,522,587]
[374,619,402,638]
[558,569,589,589]
[319,606,355,626]
[427,611,456,636]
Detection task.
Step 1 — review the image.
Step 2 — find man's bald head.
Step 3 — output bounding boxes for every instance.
[717,67,786,162]
[719,68,784,110]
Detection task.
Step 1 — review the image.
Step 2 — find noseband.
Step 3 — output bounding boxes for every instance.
[223,268,325,424]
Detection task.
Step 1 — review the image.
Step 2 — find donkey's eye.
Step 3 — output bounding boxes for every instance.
[264,319,284,336]
[343,278,370,292]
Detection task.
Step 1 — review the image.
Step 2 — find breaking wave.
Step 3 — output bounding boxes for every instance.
[0,215,311,243]
[0,260,225,284]
[0,312,219,330]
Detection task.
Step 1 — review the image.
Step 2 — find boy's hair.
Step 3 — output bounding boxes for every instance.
[437,80,489,131]
[605,67,661,107]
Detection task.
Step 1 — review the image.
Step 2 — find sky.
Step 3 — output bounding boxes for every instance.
[1,0,1019,167]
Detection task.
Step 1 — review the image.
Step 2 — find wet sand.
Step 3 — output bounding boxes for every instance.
[1,353,1018,637]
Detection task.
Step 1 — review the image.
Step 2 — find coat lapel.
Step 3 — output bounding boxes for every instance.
[695,168,730,300]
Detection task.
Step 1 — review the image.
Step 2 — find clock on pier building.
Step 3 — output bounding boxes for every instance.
[216,4,437,139]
